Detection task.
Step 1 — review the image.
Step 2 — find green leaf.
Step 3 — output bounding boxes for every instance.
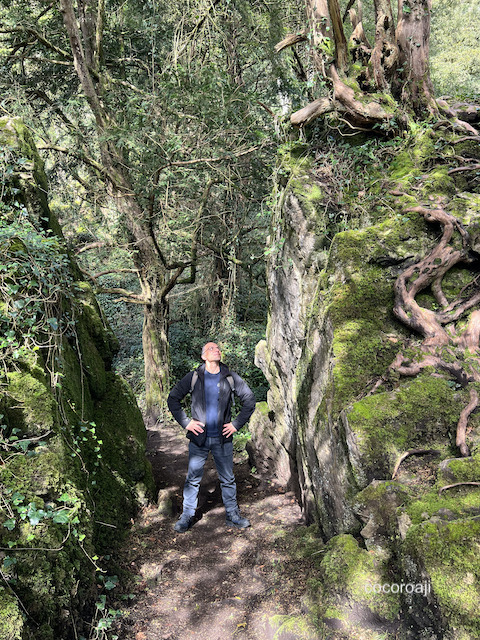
[104,575,119,590]
[52,510,70,524]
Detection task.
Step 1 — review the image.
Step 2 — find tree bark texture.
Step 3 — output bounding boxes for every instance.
[395,0,436,113]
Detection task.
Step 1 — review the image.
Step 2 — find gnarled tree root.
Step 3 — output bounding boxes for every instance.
[389,198,480,457]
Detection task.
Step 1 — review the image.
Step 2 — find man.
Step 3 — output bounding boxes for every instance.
[167,342,256,533]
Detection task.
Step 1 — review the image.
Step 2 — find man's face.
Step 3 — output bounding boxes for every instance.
[202,342,221,363]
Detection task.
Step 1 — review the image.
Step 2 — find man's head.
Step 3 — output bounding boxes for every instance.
[201,342,221,364]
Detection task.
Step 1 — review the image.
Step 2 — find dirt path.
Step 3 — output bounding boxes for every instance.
[115,420,318,640]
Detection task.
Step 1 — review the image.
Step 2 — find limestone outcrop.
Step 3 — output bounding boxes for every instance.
[250,128,480,638]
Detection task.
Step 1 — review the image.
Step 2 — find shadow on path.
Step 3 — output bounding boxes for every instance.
[116,420,318,640]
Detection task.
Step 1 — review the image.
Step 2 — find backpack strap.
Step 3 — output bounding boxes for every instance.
[190,370,198,394]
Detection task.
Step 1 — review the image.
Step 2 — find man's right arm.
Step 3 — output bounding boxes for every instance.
[167,372,205,435]
[167,372,194,428]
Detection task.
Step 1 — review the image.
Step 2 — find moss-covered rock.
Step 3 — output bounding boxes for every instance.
[0,118,152,639]
[402,517,480,638]
[259,120,480,638]
[0,588,23,640]
[315,534,401,637]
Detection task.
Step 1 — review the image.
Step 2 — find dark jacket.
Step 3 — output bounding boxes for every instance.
[167,362,256,446]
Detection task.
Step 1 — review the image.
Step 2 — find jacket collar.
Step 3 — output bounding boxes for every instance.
[197,362,230,378]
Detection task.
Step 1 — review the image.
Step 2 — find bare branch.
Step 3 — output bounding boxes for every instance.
[75,241,107,255]
[274,32,308,53]
[98,287,148,304]
[92,268,138,279]
[153,145,262,175]
[342,0,356,23]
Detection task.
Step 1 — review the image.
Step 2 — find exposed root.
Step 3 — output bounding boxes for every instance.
[439,482,480,496]
[391,448,440,479]
[291,98,333,126]
[390,198,480,457]
[456,387,478,458]
[448,164,480,175]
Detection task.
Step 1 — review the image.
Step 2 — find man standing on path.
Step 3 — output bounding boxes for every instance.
[167,342,256,533]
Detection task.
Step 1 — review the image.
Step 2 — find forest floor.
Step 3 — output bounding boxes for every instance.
[114,420,322,640]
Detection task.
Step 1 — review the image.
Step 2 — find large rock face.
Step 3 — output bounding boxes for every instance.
[251,131,480,638]
[0,118,153,640]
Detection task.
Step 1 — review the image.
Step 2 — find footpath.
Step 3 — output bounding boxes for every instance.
[115,420,319,640]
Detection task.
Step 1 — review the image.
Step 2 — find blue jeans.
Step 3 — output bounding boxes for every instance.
[183,437,237,516]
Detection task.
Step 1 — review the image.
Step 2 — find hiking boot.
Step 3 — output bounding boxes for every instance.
[225,508,250,529]
[173,513,195,533]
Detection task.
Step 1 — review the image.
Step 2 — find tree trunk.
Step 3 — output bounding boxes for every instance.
[395,0,436,113]
[290,0,437,127]
[112,191,171,419]
[143,299,169,421]
[60,0,171,417]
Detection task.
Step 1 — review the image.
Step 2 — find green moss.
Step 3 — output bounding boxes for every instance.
[389,128,435,186]
[0,117,64,238]
[0,444,63,497]
[76,284,119,364]
[442,451,480,483]
[91,373,154,547]
[269,614,320,640]
[0,589,24,640]
[406,485,480,526]
[75,314,107,399]
[355,481,411,536]
[404,518,480,636]
[390,149,416,183]
[1,116,152,640]
[442,266,477,301]
[6,369,55,435]
[305,183,323,203]
[324,252,397,410]
[59,339,95,419]
[288,524,324,563]
[319,534,401,621]
[422,167,455,195]
[256,401,269,416]
[347,374,461,477]
[276,143,324,225]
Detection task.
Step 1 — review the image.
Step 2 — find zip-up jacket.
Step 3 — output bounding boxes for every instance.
[167,362,256,446]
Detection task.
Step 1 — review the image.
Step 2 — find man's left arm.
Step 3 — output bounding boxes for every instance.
[230,373,256,431]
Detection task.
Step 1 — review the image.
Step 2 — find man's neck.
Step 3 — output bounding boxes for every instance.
[205,361,220,374]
